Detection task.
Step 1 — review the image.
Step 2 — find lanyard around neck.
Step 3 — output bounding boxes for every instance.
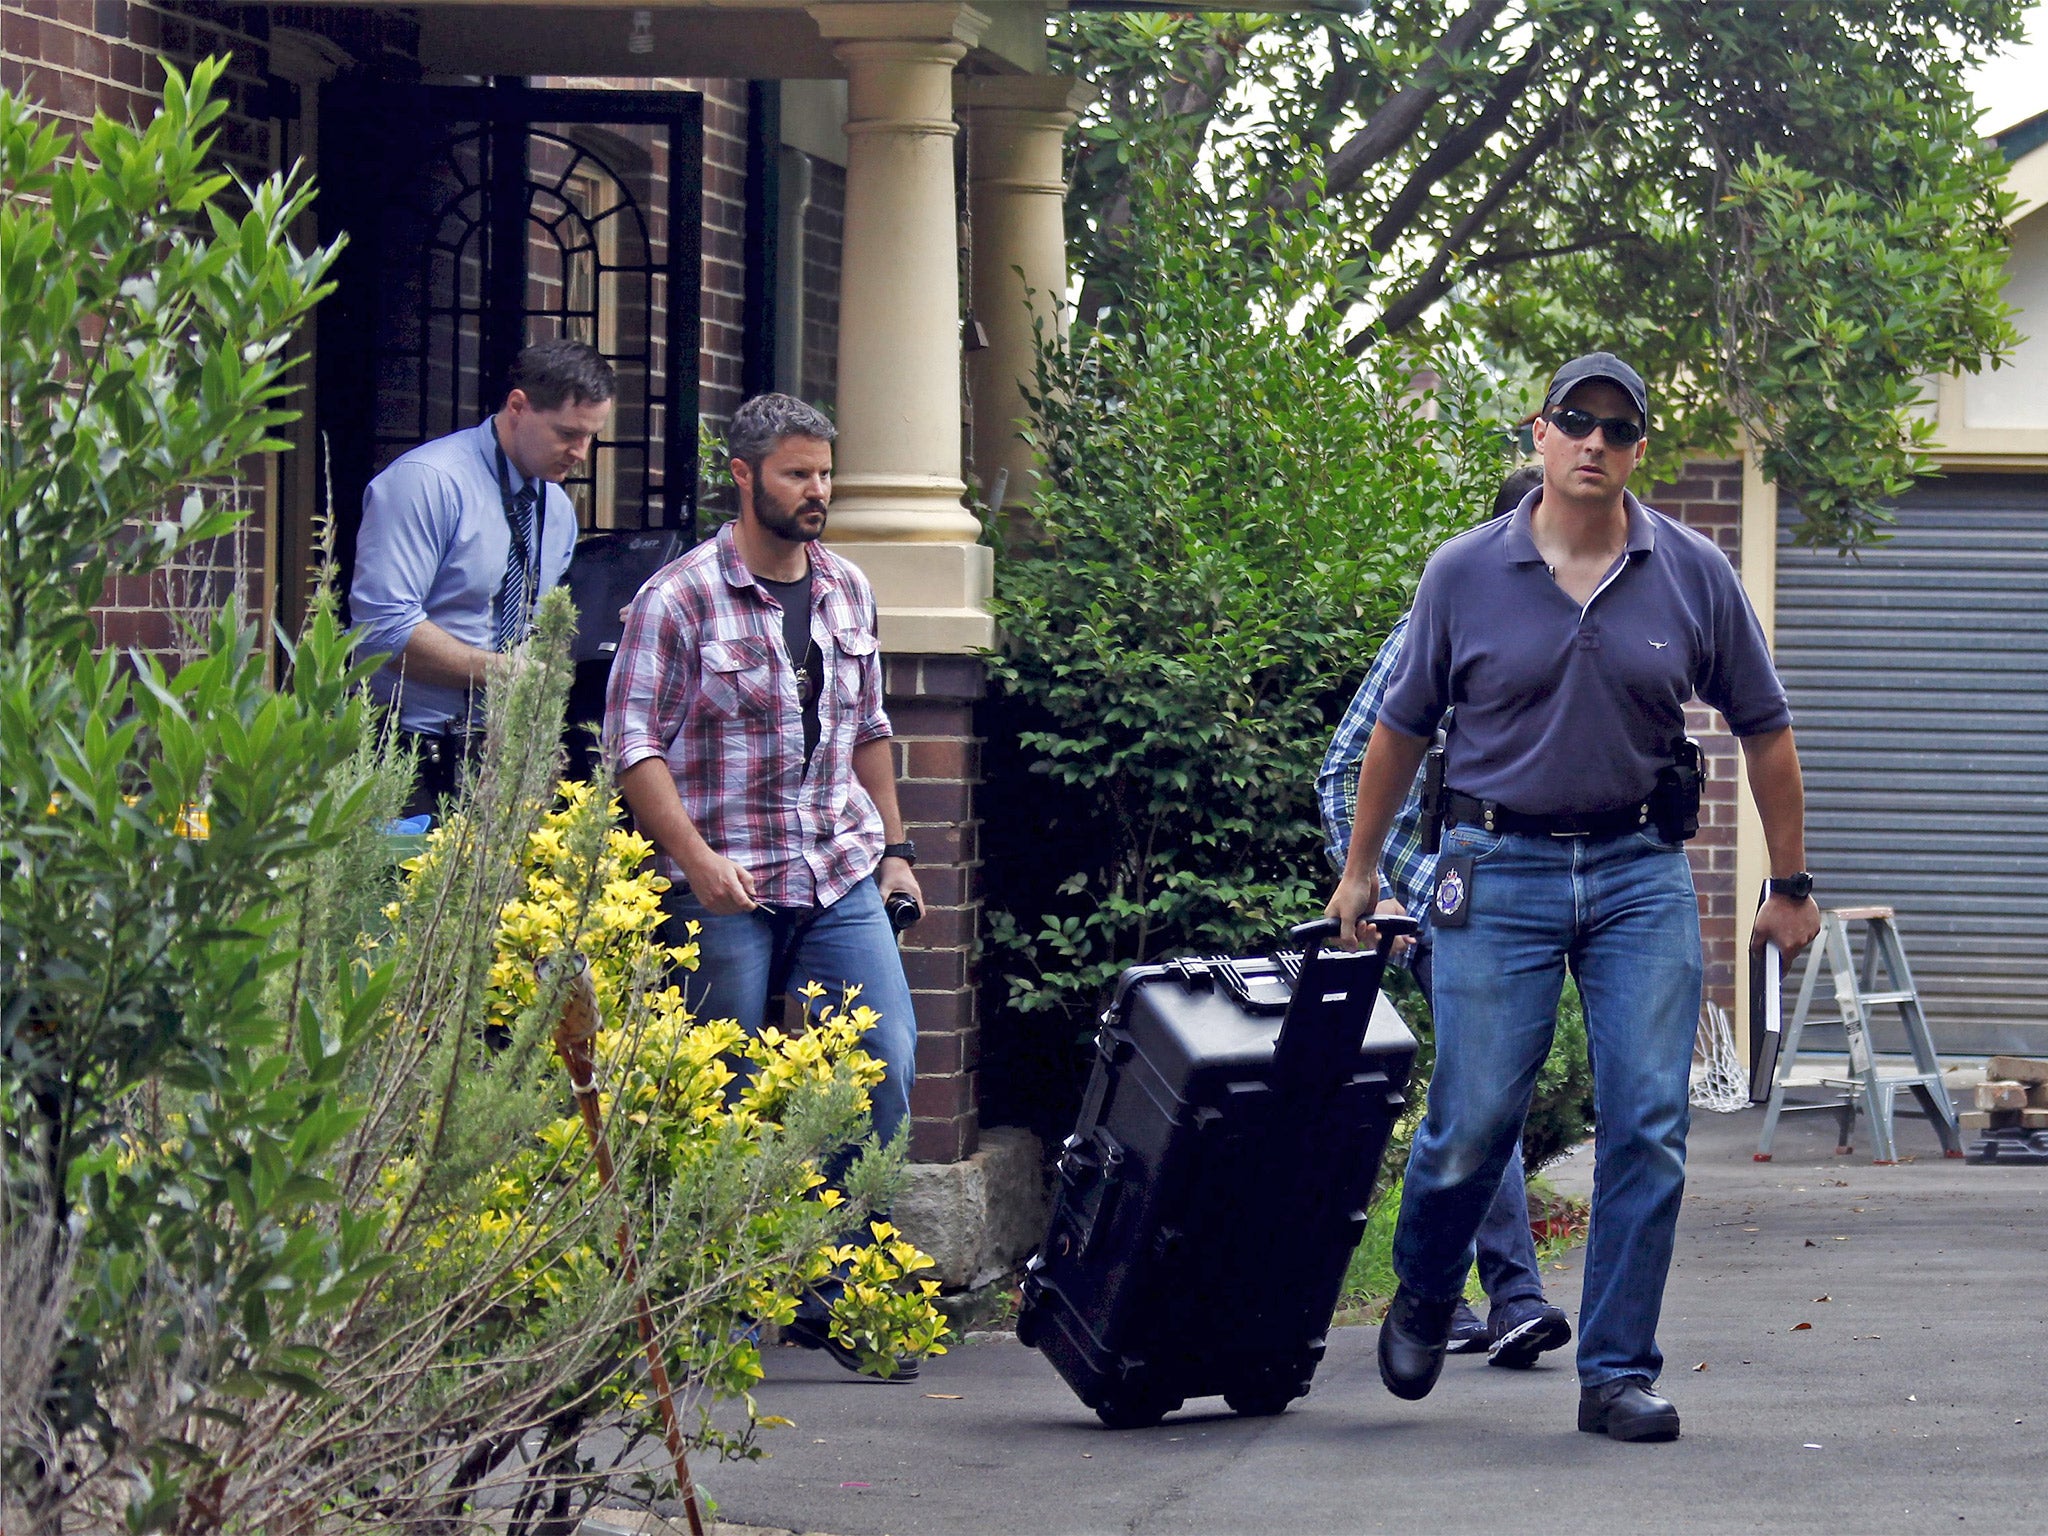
[493,432,544,610]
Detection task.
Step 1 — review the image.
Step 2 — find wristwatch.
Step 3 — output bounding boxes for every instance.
[882,840,918,865]
[1767,872,1814,902]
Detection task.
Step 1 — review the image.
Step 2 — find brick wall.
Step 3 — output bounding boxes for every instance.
[799,157,844,409]
[884,655,987,1164]
[697,79,748,441]
[1648,459,1745,1017]
[2,3,275,172]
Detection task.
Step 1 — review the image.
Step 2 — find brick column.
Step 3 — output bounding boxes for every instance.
[885,654,986,1163]
[1650,460,1746,1018]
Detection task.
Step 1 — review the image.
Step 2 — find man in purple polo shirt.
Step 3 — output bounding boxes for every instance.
[1327,353,1821,1442]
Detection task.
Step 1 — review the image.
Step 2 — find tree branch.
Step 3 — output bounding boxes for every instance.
[1363,35,1549,257]
[1460,230,1637,275]
[1269,0,1511,216]
[1347,61,1598,346]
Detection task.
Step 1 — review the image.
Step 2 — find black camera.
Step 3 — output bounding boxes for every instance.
[884,891,923,932]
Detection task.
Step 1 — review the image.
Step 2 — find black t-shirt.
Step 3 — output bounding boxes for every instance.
[756,567,822,763]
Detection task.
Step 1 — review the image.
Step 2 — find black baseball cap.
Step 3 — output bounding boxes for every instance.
[1543,352,1649,428]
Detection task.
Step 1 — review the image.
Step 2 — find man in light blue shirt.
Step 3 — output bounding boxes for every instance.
[351,339,612,807]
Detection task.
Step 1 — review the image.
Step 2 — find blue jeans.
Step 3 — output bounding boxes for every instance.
[660,875,916,1154]
[1411,943,1545,1312]
[1394,825,1701,1386]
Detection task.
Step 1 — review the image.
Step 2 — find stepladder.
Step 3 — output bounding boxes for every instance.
[1755,906,1965,1164]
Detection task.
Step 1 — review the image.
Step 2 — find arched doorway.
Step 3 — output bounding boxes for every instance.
[315,81,703,607]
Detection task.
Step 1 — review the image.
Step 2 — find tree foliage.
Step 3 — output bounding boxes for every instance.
[979,173,1509,1135]
[1058,0,2026,546]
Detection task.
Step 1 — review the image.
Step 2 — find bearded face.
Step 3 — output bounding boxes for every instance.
[739,436,832,544]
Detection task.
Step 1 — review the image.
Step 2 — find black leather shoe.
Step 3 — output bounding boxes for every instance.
[1577,1377,1681,1441]
[1377,1288,1457,1401]
[1486,1300,1571,1370]
[783,1315,921,1382]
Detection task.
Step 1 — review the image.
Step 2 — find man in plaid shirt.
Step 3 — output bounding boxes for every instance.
[605,394,924,1377]
[1317,465,1570,1371]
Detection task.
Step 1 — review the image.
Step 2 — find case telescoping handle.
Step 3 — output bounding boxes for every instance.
[1289,916,1340,966]
[1290,913,1419,963]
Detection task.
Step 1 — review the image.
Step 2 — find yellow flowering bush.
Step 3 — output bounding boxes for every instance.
[821,1220,949,1375]
[381,778,946,1435]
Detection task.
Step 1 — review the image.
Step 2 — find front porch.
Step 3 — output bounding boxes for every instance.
[9,2,1089,1190]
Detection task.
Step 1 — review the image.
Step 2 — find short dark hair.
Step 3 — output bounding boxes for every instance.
[727,392,836,465]
[1493,463,1545,517]
[507,338,616,411]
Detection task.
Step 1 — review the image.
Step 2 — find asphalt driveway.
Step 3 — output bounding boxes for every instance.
[691,1099,2044,1536]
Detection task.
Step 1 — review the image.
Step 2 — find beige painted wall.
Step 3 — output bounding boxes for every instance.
[1961,205,2048,430]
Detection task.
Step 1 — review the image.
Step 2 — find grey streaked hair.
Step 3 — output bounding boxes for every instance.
[726,393,836,464]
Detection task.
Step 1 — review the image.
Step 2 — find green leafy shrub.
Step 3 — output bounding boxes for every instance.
[1,59,363,1525]
[977,167,1510,1137]
[2,64,941,1533]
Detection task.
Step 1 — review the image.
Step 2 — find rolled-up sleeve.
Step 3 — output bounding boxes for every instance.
[350,464,455,667]
[605,586,691,775]
[1318,619,1407,870]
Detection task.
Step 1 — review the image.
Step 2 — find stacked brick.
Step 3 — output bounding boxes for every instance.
[883,656,988,1164]
[1959,1055,2048,1163]
[1650,459,1746,1019]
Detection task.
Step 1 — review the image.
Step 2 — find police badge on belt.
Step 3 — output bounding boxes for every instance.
[1432,854,1474,928]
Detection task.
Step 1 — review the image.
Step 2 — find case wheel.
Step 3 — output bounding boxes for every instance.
[1094,1392,1179,1431]
[1223,1386,1295,1418]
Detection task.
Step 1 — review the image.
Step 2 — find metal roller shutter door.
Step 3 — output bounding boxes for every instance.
[1775,473,2048,1056]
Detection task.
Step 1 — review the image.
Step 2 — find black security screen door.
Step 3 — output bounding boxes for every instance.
[318,81,702,585]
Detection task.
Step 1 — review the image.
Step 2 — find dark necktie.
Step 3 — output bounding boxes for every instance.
[494,482,539,653]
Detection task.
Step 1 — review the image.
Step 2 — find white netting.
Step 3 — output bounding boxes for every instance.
[1690,1001,1750,1112]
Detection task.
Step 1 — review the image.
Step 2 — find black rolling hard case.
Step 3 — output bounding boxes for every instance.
[1016,916,1420,1429]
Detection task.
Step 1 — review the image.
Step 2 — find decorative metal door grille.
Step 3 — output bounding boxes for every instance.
[318,83,702,572]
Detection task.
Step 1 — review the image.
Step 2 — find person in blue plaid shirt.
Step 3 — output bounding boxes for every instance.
[1315,465,1571,1371]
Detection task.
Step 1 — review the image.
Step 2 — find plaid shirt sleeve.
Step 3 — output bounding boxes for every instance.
[604,579,693,777]
[1316,617,1435,923]
[848,576,892,748]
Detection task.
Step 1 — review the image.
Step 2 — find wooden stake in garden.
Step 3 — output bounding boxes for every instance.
[543,953,708,1536]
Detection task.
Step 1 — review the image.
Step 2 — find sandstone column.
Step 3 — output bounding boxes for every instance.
[809,1,992,654]
[957,74,1091,515]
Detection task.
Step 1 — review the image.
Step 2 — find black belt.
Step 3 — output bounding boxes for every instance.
[1444,790,1653,839]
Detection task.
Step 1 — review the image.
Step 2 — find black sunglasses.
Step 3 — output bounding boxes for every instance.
[1546,406,1645,446]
